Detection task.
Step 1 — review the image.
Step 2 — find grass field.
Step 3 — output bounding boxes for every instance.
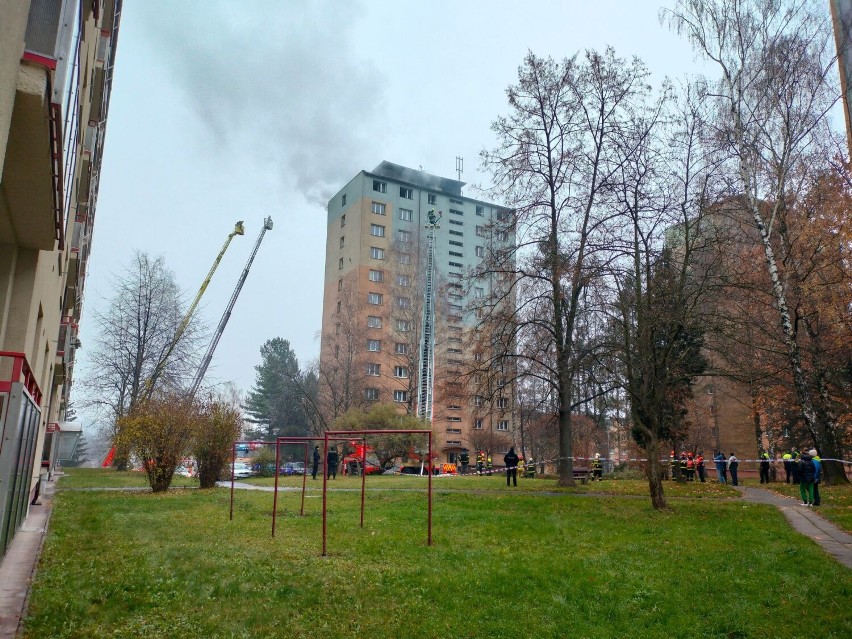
[24,472,852,639]
[58,467,198,489]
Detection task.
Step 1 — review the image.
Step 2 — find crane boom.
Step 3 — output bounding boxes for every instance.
[189,216,273,397]
[143,221,244,400]
[417,209,440,422]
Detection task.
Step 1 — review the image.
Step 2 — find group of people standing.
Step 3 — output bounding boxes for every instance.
[712,451,740,485]
[671,452,706,482]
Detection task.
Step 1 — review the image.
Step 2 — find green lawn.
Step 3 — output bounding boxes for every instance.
[59,467,198,489]
[242,473,742,498]
[23,483,851,638]
[761,481,852,533]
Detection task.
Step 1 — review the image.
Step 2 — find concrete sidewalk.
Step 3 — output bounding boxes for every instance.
[735,485,852,569]
[0,477,56,638]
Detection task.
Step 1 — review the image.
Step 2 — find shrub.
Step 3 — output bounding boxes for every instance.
[194,400,242,488]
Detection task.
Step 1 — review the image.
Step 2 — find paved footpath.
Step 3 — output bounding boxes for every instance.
[734,485,852,569]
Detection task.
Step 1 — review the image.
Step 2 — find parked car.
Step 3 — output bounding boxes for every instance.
[282,462,306,476]
[229,462,254,479]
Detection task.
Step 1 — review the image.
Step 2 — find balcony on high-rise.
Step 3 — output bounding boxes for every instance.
[0,0,76,251]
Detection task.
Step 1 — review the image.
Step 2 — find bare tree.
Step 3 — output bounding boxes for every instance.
[481,49,653,485]
[82,252,199,469]
[666,0,849,482]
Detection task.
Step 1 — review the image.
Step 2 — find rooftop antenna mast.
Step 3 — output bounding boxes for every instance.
[417,209,441,422]
[189,217,273,398]
[455,156,463,182]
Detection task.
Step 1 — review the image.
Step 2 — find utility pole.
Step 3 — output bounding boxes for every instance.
[189,217,273,398]
[417,209,441,422]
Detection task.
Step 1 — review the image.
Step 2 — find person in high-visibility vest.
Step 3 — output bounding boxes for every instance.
[476,451,485,475]
[669,451,677,480]
[759,451,770,484]
[686,453,695,481]
[525,458,536,478]
[679,453,688,480]
[486,455,493,475]
[810,450,822,506]
[592,453,603,481]
[518,457,525,477]
[782,451,793,483]
[696,453,705,483]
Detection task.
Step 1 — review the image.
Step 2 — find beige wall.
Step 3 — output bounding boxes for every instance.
[0,0,30,179]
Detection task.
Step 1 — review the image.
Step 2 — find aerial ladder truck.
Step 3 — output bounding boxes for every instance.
[417,209,441,422]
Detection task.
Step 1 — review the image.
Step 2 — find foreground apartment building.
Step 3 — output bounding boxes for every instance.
[0,0,121,557]
[319,162,516,464]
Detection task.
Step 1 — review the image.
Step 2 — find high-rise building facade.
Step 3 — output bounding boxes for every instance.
[319,161,515,464]
[0,0,122,556]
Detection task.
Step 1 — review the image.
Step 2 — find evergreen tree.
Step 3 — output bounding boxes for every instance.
[65,435,90,467]
[243,338,308,439]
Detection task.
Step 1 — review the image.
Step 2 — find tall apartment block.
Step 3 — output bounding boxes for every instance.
[0,0,121,557]
[832,0,852,157]
[319,161,515,464]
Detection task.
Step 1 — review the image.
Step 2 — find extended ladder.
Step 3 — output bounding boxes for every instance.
[417,210,441,421]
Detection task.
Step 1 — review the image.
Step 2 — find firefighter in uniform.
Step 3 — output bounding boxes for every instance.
[486,454,493,475]
[686,452,695,481]
[518,457,525,477]
[476,451,485,475]
[525,457,536,478]
[669,451,677,480]
[592,453,603,481]
[696,453,705,482]
[679,453,688,480]
[459,449,470,475]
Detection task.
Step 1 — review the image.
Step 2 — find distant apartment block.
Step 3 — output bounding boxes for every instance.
[319,162,516,464]
[0,0,122,557]
[832,0,852,157]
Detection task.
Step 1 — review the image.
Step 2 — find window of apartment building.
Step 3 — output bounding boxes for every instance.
[370,247,385,259]
[371,201,386,215]
[497,378,506,388]
[448,272,462,279]
[476,307,484,319]
[397,230,411,243]
[396,296,410,309]
[448,282,462,290]
[341,194,347,206]
[497,210,509,221]
[447,429,462,436]
[338,258,343,270]
[476,205,484,216]
[474,395,483,407]
[449,303,463,312]
[449,209,464,216]
[365,388,379,401]
[474,419,483,430]
[450,198,463,205]
[449,230,463,236]
[370,224,385,237]
[400,186,413,199]
[367,315,382,328]
[373,180,387,193]
[396,319,410,332]
[496,231,508,241]
[449,252,463,258]
[336,300,341,313]
[396,274,409,287]
[428,194,437,205]
[448,404,462,411]
[334,345,340,357]
[474,351,483,362]
[449,261,463,268]
[475,246,485,257]
[474,374,483,385]
[366,363,380,376]
[449,240,463,246]
[447,416,461,422]
[399,253,411,265]
[395,342,408,354]
[340,236,345,248]
[449,219,463,226]
[497,397,508,409]
[497,420,509,431]
[367,339,381,352]
[447,348,462,354]
[394,366,408,378]
[448,336,462,343]
[394,390,408,403]
[448,291,462,299]
[340,214,346,227]
[338,279,343,291]
[475,287,484,298]
[368,292,383,305]
[476,225,486,237]
[448,314,462,322]
[399,208,413,221]
[369,269,384,282]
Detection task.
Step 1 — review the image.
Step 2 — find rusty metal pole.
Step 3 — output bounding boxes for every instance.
[322,432,329,557]
[360,436,367,528]
[229,442,236,521]
[428,431,432,546]
[272,440,281,537]
[301,442,308,516]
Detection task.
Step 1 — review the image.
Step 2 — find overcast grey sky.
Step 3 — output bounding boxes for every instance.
[77,0,712,428]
